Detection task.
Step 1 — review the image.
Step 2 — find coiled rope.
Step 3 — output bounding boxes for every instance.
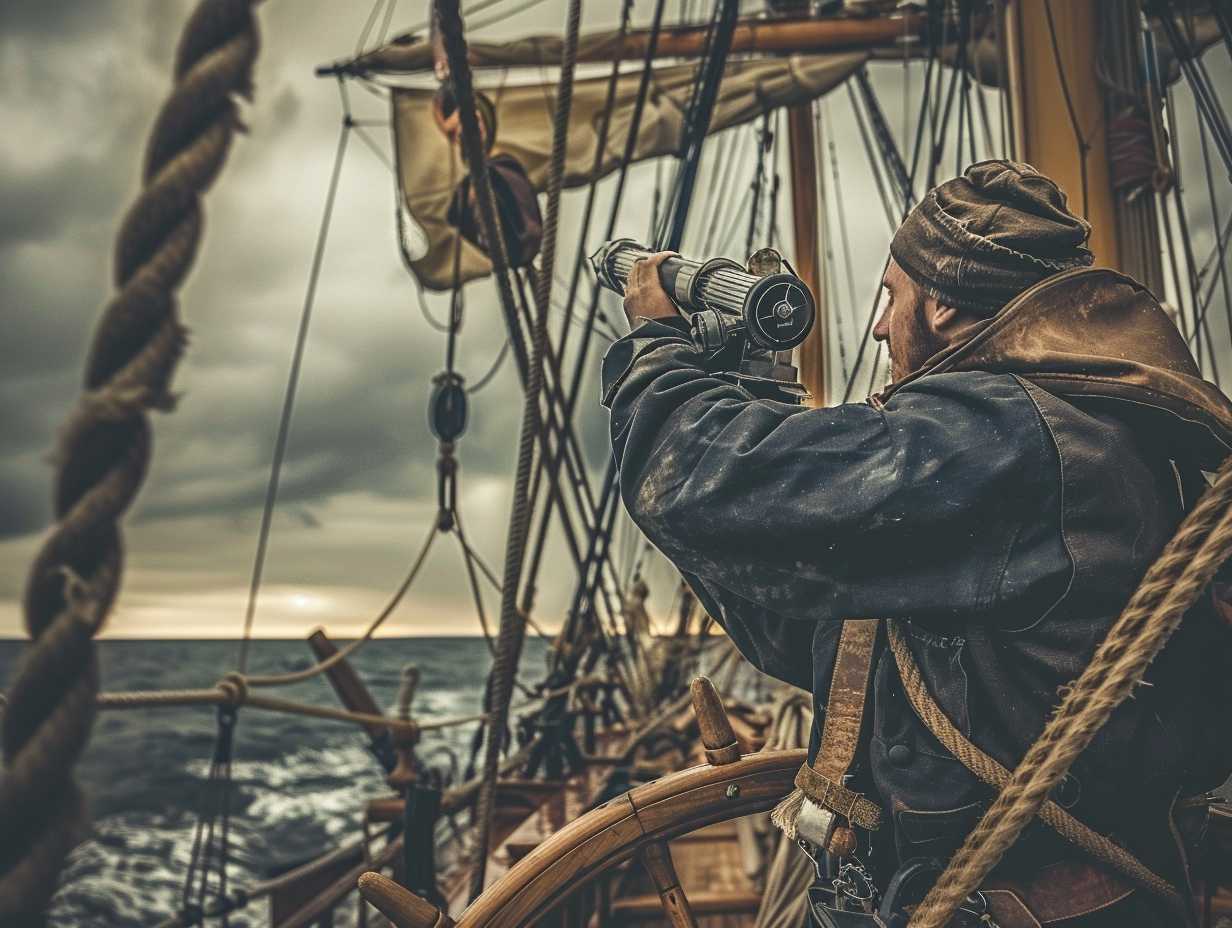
[907,454,1232,927]
[0,2,262,923]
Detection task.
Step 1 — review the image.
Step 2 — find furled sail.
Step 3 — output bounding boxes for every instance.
[395,53,867,290]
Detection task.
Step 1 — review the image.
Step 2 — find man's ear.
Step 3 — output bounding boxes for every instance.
[927,300,963,339]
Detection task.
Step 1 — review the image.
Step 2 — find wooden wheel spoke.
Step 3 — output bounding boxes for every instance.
[638,840,700,928]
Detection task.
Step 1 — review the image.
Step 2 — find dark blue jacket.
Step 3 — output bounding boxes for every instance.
[601,307,1231,885]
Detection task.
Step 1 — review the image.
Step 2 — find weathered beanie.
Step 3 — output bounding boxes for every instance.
[889,160,1094,316]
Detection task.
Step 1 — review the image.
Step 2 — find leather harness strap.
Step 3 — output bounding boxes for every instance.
[793,618,883,830]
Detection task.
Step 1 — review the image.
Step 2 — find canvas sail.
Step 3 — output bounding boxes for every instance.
[394,52,867,290]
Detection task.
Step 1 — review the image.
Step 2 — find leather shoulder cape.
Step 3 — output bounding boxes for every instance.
[875,268,1232,470]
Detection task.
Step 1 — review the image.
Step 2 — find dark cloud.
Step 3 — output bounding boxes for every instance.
[0,0,126,38]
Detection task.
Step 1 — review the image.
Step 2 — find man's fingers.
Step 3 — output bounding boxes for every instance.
[645,250,677,268]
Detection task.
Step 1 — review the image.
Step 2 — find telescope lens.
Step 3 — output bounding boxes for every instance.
[745,275,815,351]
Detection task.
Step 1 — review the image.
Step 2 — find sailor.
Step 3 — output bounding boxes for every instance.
[602,160,1232,926]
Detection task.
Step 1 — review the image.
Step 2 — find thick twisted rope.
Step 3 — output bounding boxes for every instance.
[887,625,1183,910]
[0,0,259,921]
[0,3,261,923]
[907,454,1232,927]
[431,0,584,901]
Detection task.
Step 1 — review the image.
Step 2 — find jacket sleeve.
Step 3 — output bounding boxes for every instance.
[601,321,1056,628]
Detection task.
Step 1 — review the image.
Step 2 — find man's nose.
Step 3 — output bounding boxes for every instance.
[872,306,891,342]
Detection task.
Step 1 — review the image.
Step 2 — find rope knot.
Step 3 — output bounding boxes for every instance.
[216,671,249,708]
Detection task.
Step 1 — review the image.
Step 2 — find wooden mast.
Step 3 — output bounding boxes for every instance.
[788,103,827,406]
[1004,0,1165,286]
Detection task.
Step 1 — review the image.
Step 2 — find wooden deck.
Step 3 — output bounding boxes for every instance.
[608,819,762,928]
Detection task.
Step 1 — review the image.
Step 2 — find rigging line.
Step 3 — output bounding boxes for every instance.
[511,269,600,540]
[841,255,891,404]
[664,0,740,252]
[924,1,954,190]
[560,0,669,422]
[523,0,668,624]
[1042,0,1090,218]
[694,129,736,253]
[745,112,771,255]
[907,39,937,191]
[1196,89,1232,363]
[456,512,551,640]
[352,122,394,171]
[467,0,583,896]
[399,0,522,41]
[853,67,914,216]
[1173,178,1221,381]
[466,339,510,393]
[702,127,749,254]
[846,80,898,230]
[243,523,439,687]
[656,0,730,249]
[714,181,756,257]
[993,0,1010,159]
[456,517,541,698]
[1183,215,1232,376]
[1197,213,1232,292]
[1160,1,1232,180]
[1165,85,1220,378]
[823,100,856,384]
[714,126,761,253]
[961,10,979,167]
[377,0,398,46]
[355,0,387,58]
[964,0,997,160]
[1161,182,1194,345]
[566,6,739,661]
[902,8,912,156]
[237,114,351,673]
[527,0,633,443]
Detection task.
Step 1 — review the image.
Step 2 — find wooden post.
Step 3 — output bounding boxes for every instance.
[689,676,741,766]
[787,102,827,405]
[1003,0,1119,268]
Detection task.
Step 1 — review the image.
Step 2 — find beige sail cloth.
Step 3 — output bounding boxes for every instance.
[392,53,867,290]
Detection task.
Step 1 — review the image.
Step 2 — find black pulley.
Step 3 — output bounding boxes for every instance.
[429,372,468,442]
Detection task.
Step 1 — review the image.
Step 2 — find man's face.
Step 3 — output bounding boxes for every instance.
[872,258,947,383]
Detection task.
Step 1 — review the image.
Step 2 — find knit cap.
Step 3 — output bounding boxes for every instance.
[889,160,1094,316]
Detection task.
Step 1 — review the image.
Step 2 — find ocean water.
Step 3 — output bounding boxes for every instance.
[0,636,552,928]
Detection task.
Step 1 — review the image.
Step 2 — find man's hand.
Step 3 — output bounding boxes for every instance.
[623,251,680,326]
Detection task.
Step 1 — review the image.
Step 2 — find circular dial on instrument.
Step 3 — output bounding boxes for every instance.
[744,275,815,351]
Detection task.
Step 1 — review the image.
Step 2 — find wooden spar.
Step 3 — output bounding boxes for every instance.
[307,628,396,771]
[1003,0,1119,268]
[330,12,926,76]
[544,13,924,62]
[787,102,828,406]
[307,628,388,738]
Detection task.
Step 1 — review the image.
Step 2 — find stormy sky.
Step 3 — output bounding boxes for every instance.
[1,1,1229,639]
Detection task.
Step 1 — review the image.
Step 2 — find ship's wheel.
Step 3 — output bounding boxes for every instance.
[358,677,806,928]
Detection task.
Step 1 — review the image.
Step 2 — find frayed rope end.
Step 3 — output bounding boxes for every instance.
[770,787,806,841]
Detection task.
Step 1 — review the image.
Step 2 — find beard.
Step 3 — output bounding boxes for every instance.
[888,297,947,383]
